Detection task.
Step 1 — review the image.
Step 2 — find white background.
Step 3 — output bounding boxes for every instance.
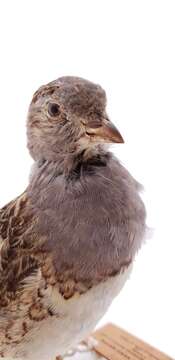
[0,1,175,358]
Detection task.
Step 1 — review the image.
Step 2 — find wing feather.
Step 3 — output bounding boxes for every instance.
[0,191,40,305]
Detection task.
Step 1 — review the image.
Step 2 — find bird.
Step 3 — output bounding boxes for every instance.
[0,76,147,360]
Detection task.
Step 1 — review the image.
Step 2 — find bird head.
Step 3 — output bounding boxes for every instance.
[27,76,124,162]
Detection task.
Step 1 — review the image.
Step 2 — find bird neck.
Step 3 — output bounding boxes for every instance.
[29,146,111,186]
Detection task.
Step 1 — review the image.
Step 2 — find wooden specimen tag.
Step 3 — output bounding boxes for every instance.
[90,323,173,360]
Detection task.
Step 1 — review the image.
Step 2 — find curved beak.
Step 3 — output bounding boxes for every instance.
[85,119,124,144]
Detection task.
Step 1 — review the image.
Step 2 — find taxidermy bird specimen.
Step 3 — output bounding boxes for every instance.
[0,76,146,360]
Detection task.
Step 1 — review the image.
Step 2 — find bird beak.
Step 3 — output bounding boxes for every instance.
[85,119,124,144]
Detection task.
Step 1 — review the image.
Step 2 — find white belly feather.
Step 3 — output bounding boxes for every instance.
[14,264,132,360]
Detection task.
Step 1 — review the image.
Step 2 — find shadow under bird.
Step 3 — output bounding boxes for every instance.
[0,76,147,360]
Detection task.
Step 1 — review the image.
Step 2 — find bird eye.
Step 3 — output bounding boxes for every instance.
[48,103,60,117]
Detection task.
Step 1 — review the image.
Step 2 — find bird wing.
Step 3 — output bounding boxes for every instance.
[0,191,64,354]
[0,191,42,306]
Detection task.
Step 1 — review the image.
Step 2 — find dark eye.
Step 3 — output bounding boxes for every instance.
[48,103,60,117]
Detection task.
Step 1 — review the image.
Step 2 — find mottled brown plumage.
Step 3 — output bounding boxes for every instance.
[0,76,147,360]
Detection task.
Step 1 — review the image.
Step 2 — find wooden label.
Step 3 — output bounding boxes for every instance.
[89,323,173,360]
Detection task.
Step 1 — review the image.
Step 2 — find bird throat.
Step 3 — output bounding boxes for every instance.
[33,148,111,184]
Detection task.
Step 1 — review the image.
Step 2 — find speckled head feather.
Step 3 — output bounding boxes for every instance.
[27,76,123,168]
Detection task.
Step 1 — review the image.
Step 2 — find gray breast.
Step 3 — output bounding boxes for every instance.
[28,155,146,281]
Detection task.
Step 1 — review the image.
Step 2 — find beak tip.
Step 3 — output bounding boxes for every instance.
[119,137,125,144]
[113,133,124,144]
[106,122,124,144]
